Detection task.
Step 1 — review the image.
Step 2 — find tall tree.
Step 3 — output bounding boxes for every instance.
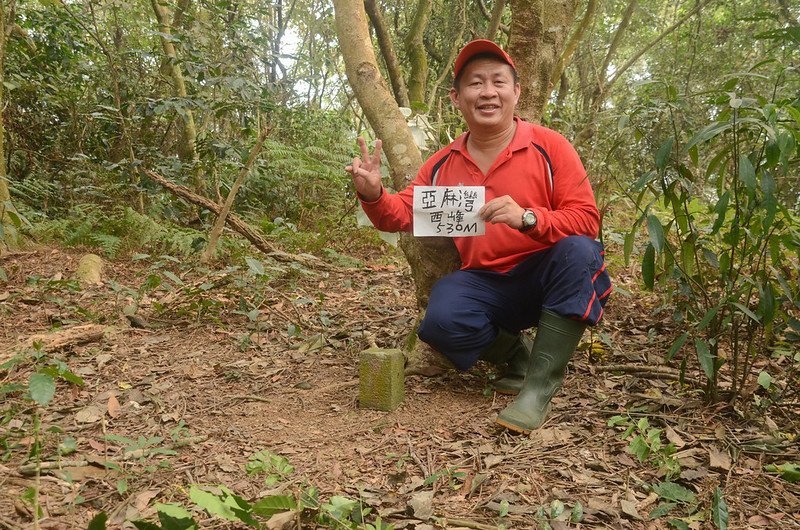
[509,0,578,122]
[150,0,199,182]
[333,0,461,369]
[403,0,432,108]
[364,0,409,107]
[0,0,31,250]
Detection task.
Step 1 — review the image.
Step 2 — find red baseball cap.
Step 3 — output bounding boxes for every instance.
[453,39,516,79]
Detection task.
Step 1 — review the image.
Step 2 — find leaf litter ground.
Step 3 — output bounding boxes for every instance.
[0,245,798,529]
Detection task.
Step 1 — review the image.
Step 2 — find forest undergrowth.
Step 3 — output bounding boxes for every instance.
[1,225,798,529]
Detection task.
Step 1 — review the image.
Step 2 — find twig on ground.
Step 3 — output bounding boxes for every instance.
[231,394,272,403]
[596,364,683,381]
[444,517,498,530]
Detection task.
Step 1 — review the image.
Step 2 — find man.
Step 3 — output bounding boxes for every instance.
[346,39,611,434]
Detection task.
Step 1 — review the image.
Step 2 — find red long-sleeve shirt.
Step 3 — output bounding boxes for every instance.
[361,118,600,272]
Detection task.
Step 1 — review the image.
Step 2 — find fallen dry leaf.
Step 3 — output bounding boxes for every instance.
[408,490,434,520]
[484,454,504,469]
[107,394,121,418]
[620,499,642,520]
[265,510,296,530]
[135,490,159,512]
[75,405,104,424]
[665,425,686,448]
[708,445,732,471]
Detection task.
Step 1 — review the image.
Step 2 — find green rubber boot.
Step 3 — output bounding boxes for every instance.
[478,328,523,365]
[495,311,587,434]
[492,333,532,395]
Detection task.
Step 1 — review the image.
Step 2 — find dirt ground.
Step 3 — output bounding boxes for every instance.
[1,245,798,529]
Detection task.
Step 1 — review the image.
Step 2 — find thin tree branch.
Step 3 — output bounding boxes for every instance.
[550,0,596,88]
[485,0,505,41]
[201,127,270,263]
[364,0,410,107]
[606,0,715,90]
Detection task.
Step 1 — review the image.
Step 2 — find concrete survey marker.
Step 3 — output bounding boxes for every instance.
[358,347,405,411]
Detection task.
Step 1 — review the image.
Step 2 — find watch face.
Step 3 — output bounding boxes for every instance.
[523,211,536,226]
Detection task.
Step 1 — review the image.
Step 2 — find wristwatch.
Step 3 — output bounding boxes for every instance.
[520,209,537,232]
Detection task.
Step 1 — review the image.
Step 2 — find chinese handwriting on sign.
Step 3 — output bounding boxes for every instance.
[413,186,486,237]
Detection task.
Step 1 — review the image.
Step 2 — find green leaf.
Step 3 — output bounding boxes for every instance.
[757,371,772,390]
[87,512,108,530]
[642,244,655,290]
[28,373,56,406]
[647,215,665,254]
[688,144,699,166]
[1,382,25,395]
[652,481,696,504]
[648,502,676,519]
[656,138,675,173]
[623,231,636,266]
[697,305,721,331]
[710,191,729,235]
[251,495,297,517]
[685,121,732,151]
[300,486,320,509]
[738,155,757,192]
[629,434,650,462]
[245,257,265,276]
[764,463,800,482]
[695,339,715,380]
[570,500,584,523]
[58,369,85,386]
[155,503,196,530]
[666,332,689,361]
[668,519,691,530]
[712,487,728,529]
[161,271,183,286]
[758,282,776,324]
[732,303,760,323]
[632,170,657,192]
[59,436,78,456]
[188,486,238,521]
[550,499,565,519]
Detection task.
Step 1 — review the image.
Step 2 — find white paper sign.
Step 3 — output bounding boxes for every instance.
[413,186,485,237]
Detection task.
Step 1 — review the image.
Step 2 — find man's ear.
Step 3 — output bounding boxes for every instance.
[514,83,521,104]
[449,87,460,109]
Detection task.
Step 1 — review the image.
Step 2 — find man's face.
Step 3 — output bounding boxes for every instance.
[450,57,520,133]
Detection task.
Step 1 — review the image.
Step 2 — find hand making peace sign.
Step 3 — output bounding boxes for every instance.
[346,137,383,202]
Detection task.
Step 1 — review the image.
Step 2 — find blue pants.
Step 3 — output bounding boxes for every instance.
[417,236,611,371]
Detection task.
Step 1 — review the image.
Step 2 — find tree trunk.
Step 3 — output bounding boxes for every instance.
[486,0,506,41]
[509,0,578,123]
[150,0,199,174]
[0,0,19,251]
[333,0,460,367]
[403,0,432,109]
[364,0,410,108]
[426,0,467,112]
[550,0,596,88]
